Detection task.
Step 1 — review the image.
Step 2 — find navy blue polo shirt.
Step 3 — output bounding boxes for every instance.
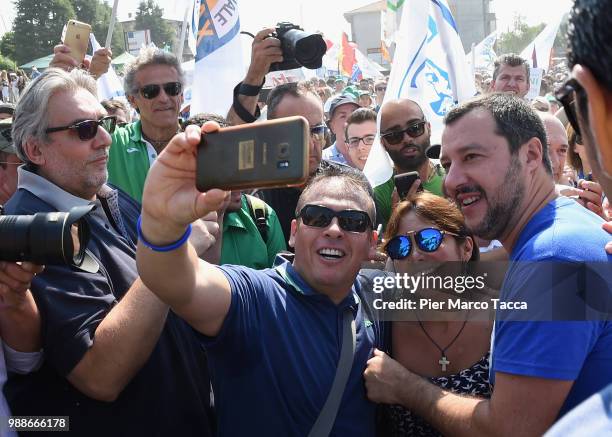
[198,257,384,436]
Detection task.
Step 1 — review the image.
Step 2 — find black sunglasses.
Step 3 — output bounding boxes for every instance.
[381,121,427,145]
[376,86,386,92]
[46,115,117,141]
[555,78,584,138]
[310,123,328,142]
[139,82,182,99]
[297,204,372,233]
[385,228,460,260]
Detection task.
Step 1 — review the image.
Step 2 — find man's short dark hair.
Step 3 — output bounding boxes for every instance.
[492,54,530,82]
[344,107,377,139]
[444,93,552,175]
[266,82,321,120]
[296,163,376,225]
[567,0,612,92]
[183,113,229,129]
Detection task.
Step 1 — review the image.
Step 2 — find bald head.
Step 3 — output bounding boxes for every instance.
[380,99,425,128]
[539,113,569,183]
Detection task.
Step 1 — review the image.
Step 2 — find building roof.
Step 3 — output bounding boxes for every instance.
[344,0,385,17]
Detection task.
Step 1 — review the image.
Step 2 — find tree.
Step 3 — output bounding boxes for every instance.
[12,0,76,65]
[70,0,125,56]
[495,14,545,56]
[0,32,16,61]
[134,0,175,50]
[0,54,18,72]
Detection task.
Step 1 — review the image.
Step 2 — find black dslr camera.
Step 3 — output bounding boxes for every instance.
[0,205,93,267]
[269,22,327,72]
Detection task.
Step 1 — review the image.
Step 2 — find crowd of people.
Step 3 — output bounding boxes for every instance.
[0,0,611,435]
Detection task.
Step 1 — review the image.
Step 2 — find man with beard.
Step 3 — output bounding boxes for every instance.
[363,93,612,435]
[374,98,445,228]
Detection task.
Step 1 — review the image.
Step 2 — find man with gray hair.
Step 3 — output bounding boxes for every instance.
[489,53,531,98]
[3,68,214,436]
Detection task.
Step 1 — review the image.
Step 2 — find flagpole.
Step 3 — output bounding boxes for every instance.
[105,0,119,49]
[470,42,476,82]
[176,5,190,61]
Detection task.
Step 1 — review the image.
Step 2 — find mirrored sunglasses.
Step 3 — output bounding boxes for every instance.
[385,228,460,260]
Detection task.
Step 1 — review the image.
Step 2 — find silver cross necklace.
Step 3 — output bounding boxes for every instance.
[416,317,469,372]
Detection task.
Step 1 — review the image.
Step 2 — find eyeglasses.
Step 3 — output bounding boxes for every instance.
[384,228,461,260]
[45,115,117,141]
[555,78,584,138]
[381,121,427,145]
[297,204,372,233]
[347,134,375,149]
[310,123,328,143]
[375,86,386,92]
[138,82,182,99]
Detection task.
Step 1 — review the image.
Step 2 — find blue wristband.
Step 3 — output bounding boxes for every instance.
[137,216,192,252]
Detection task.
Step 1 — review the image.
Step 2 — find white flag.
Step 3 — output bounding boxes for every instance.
[382,0,405,46]
[364,0,476,188]
[354,48,384,79]
[189,0,245,116]
[89,33,127,103]
[520,13,564,73]
[466,30,497,73]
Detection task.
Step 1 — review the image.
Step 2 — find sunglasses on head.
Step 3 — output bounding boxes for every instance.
[381,120,427,145]
[384,228,460,260]
[555,78,584,138]
[138,82,182,99]
[297,204,372,233]
[45,115,117,141]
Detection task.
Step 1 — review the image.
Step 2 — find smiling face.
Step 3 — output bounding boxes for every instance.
[390,211,472,274]
[440,109,527,240]
[289,178,376,300]
[29,88,111,200]
[329,103,359,146]
[380,99,431,172]
[128,64,183,132]
[346,120,376,171]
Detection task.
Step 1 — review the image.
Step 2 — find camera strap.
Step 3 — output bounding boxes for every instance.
[232,82,261,123]
[308,307,356,437]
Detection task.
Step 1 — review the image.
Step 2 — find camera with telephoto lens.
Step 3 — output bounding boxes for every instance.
[269,22,327,72]
[0,205,93,267]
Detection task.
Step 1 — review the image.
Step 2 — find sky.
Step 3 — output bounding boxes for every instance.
[1,0,575,44]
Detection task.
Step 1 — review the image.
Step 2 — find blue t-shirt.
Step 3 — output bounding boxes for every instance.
[491,197,612,418]
[197,257,385,436]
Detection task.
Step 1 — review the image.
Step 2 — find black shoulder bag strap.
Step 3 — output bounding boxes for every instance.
[308,308,357,437]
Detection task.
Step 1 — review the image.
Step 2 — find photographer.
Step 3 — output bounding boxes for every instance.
[3,68,214,436]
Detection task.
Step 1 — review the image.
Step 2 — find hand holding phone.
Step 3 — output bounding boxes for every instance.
[63,20,92,65]
[196,116,309,192]
[394,172,422,200]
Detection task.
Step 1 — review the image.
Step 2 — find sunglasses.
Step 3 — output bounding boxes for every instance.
[555,78,584,138]
[45,115,117,141]
[139,82,182,99]
[384,228,460,260]
[297,204,372,233]
[310,123,328,142]
[376,86,386,92]
[347,134,375,149]
[381,121,427,145]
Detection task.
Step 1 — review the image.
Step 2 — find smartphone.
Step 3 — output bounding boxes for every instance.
[63,20,92,65]
[394,171,422,200]
[196,116,309,192]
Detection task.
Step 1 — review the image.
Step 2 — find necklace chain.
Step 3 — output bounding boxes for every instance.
[416,312,469,371]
